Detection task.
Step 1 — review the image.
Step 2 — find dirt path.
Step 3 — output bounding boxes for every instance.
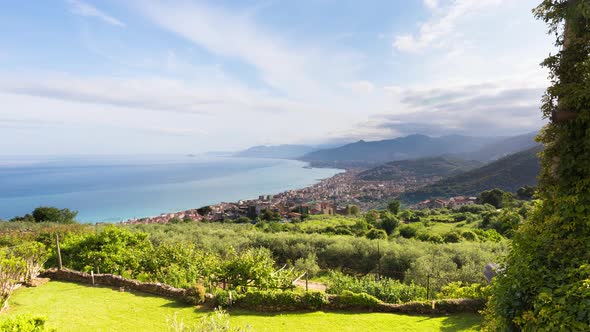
[293,280,327,292]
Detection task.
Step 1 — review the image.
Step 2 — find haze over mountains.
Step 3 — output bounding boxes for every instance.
[300,134,500,164]
[399,145,542,203]
[234,131,542,203]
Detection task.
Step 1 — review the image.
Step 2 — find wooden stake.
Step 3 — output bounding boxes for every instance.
[55,233,63,270]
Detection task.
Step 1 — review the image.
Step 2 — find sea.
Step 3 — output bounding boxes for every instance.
[0,155,342,223]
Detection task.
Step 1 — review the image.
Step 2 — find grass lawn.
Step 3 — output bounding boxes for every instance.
[3,281,482,332]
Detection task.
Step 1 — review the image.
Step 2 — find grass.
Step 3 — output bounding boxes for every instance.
[3,281,482,332]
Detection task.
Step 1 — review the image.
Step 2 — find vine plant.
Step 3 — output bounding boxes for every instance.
[484,0,590,330]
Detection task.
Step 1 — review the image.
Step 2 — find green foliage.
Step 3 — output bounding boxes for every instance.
[58,226,152,276]
[485,2,590,330]
[436,282,490,300]
[184,283,206,305]
[233,290,328,311]
[293,252,320,278]
[260,209,281,222]
[167,309,251,332]
[9,242,48,283]
[443,231,462,243]
[0,315,54,332]
[399,225,418,239]
[346,205,360,216]
[335,290,381,308]
[387,200,401,214]
[516,186,536,200]
[217,247,295,292]
[327,271,426,304]
[365,228,387,240]
[477,189,508,208]
[11,207,77,224]
[142,242,217,288]
[0,249,27,309]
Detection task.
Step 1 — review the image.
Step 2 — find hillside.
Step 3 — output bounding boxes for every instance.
[400,145,542,203]
[301,134,500,164]
[357,157,483,181]
[233,144,318,159]
[458,131,539,161]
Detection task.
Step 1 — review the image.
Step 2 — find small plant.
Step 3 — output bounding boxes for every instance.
[167,309,251,332]
[0,315,55,332]
[184,283,206,305]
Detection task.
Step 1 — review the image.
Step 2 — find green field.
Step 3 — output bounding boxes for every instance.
[3,281,482,332]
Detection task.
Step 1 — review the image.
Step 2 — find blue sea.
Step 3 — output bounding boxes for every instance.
[0,155,342,223]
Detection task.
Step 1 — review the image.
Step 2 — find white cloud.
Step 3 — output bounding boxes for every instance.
[0,73,307,115]
[66,0,125,27]
[134,1,363,99]
[393,0,504,53]
[424,0,439,10]
[345,80,375,94]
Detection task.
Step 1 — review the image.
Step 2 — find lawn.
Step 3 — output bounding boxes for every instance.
[3,281,482,332]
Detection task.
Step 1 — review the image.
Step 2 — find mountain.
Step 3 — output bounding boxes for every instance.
[301,134,501,164]
[233,145,318,159]
[459,131,539,161]
[357,157,483,181]
[399,145,542,204]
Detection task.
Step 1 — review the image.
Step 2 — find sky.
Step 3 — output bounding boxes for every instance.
[0,0,554,155]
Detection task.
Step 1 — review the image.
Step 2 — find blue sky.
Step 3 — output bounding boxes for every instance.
[0,0,553,154]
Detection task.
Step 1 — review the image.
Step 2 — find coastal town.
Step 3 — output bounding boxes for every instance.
[124,169,476,225]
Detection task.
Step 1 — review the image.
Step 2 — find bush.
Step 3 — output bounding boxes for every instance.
[461,231,478,241]
[0,315,54,332]
[365,229,387,240]
[335,290,381,308]
[436,282,490,300]
[233,290,328,311]
[443,232,462,243]
[167,309,251,332]
[399,225,417,239]
[184,283,206,305]
[326,271,426,304]
[212,289,231,307]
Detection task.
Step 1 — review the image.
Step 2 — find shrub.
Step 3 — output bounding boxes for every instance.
[0,315,54,332]
[326,271,426,304]
[443,232,462,243]
[232,290,328,311]
[461,231,478,242]
[398,225,417,239]
[212,289,231,307]
[335,290,381,308]
[167,309,251,332]
[436,282,490,300]
[184,283,206,305]
[365,229,387,240]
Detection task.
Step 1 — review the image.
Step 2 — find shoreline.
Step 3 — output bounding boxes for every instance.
[121,165,349,224]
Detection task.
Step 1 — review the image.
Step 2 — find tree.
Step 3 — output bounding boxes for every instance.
[294,252,320,278]
[516,186,536,200]
[260,209,281,222]
[485,1,590,330]
[387,200,401,215]
[365,228,387,240]
[10,242,47,284]
[477,189,506,208]
[31,207,77,224]
[347,205,360,216]
[379,212,400,235]
[0,251,26,310]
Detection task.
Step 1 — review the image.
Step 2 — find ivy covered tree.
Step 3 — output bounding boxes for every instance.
[484,1,590,330]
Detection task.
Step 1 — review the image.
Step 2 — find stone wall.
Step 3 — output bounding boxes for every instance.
[41,268,187,300]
